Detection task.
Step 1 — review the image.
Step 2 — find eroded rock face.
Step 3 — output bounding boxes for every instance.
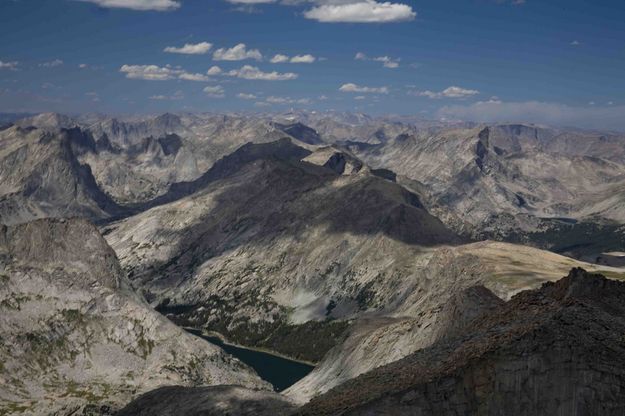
[296,269,625,416]
[0,218,268,415]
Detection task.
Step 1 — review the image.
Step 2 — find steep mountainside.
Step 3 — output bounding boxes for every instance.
[103,138,461,361]
[0,126,125,225]
[0,218,268,415]
[297,269,625,416]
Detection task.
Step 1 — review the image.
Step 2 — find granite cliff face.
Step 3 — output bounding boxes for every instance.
[0,218,268,415]
[297,269,625,416]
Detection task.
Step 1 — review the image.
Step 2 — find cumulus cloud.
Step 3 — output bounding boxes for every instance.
[164,42,213,55]
[373,55,399,68]
[290,54,316,63]
[207,66,223,75]
[304,0,416,23]
[225,65,298,80]
[203,85,225,98]
[39,59,64,68]
[437,100,625,131]
[120,64,211,81]
[0,61,18,70]
[412,86,479,99]
[270,53,316,63]
[75,0,180,11]
[120,64,181,80]
[339,82,388,94]
[237,92,258,99]
[178,72,210,82]
[270,54,290,63]
[213,43,263,61]
[354,52,399,68]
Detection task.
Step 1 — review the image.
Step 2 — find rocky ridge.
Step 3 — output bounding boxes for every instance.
[297,268,625,416]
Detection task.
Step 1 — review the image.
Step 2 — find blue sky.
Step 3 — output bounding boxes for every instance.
[1,0,625,130]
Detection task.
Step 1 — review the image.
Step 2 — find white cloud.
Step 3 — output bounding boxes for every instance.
[339,82,388,94]
[571,40,581,46]
[412,86,479,99]
[354,52,399,68]
[120,64,211,82]
[290,54,316,63]
[164,42,213,55]
[225,65,298,80]
[39,59,64,68]
[373,55,399,68]
[304,0,416,23]
[213,43,263,61]
[226,0,276,2]
[178,72,210,82]
[120,64,181,80]
[354,95,366,100]
[270,53,316,63]
[207,66,223,75]
[79,63,89,69]
[270,54,290,63]
[75,0,180,11]
[0,61,18,70]
[203,85,225,98]
[237,92,257,100]
[437,100,625,131]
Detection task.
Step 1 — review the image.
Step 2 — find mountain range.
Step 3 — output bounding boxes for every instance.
[1,111,624,415]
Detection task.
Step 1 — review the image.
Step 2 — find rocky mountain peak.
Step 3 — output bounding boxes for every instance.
[302,146,363,175]
[15,112,77,130]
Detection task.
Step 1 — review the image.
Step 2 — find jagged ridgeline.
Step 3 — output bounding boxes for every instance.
[1,112,625,415]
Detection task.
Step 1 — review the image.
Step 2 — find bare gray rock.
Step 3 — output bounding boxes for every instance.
[0,218,269,415]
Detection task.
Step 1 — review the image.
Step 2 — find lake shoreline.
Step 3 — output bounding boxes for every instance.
[184,327,318,367]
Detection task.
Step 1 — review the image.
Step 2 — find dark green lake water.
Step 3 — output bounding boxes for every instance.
[187,329,314,391]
